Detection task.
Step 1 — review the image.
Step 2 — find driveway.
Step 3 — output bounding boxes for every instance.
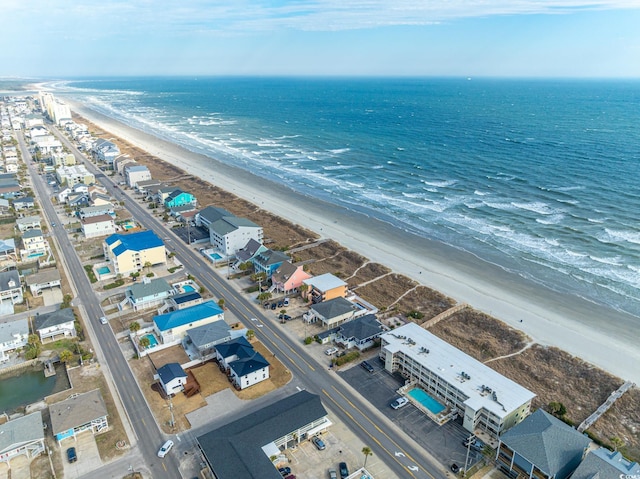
[60,431,103,479]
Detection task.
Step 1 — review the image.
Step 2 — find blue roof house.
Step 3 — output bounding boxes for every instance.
[153,300,224,344]
[252,249,290,279]
[103,230,166,276]
[156,363,188,396]
[216,337,270,390]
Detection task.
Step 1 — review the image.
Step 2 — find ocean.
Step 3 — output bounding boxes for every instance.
[56,77,640,317]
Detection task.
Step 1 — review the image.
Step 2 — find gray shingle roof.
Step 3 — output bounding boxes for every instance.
[338,314,383,341]
[501,409,591,478]
[34,308,75,331]
[197,391,328,479]
[229,351,270,377]
[187,321,235,350]
[571,448,640,479]
[0,270,21,292]
[311,297,357,319]
[0,411,44,453]
[157,363,187,384]
[0,318,28,346]
[128,277,172,300]
[50,389,108,435]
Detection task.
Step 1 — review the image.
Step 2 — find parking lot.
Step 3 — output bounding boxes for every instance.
[338,356,485,472]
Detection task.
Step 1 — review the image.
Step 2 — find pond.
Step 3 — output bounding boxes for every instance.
[0,363,71,414]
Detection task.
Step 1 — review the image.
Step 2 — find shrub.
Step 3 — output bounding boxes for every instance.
[334,351,360,366]
[304,337,314,345]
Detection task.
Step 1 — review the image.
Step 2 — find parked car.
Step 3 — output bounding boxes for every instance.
[278,467,292,476]
[325,347,339,355]
[390,397,409,409]
[271,303,277,310]
[311,436,326,450]
[339,462,349,478]
[283,297,290,306]
[284,475,296,479]
[157,440,174,458]
[277,301,284,308]
[450,463,460,473]
[66,447,77,463]
[360,360,375,373]
[328,468,337,479]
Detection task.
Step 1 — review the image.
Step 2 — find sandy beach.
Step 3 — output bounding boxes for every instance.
[67,99,640,385]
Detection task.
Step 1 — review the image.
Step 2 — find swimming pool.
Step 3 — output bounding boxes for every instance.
[208,252,223,260]
[142,333,158,348]
[182,284,195,292]
[27,252,45,258]
[98,266,111,275]
[408,388,446,414]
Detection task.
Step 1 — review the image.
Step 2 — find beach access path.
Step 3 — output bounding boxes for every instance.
[67,100,640,385]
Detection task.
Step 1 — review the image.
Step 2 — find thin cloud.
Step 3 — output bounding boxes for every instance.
[5,0,640,36]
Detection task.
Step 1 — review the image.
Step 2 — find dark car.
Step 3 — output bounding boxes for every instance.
[311,436,326,450]
[66,447,77,463]
[278,467,292,476]
[450,463,460,473]
[271,302,277,310]
[339,462,349,478]
[360,360,374,373]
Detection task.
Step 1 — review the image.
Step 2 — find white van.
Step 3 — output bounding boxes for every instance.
[157,440,174,458]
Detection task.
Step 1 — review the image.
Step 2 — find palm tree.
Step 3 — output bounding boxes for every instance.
[59,349,74,364]
[246,330,255,341]
[129,321,141,334]
[139,336,151,349]
[362,446,373,468]
[218,298,225,310]
[144,261,152,273]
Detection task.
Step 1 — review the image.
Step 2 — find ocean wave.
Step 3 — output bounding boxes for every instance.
[536,214,565,225]
[328,148,351,155]
[474,190,489,196]
[601,228,640,245]
[511,201,559,215]
[422,179,457,188]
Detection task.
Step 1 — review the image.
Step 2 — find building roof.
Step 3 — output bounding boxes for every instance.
[125,165,149,173]
[187,321,236,350]
[0,411,44,454]
[338,314,383,341]
[198,205,233,225]
[572,448,640,479]
[311,297,357,319]
[382,322,536,420]
[50,389,108,435]
[24,268,61,286]
[80,205,112,214]
[0,238,15,254]
[157,362,187,384]
[154,301,223,332]
[303,273,347,292]
[0,318,28,345]
[23,228,43,239]
[197,391,328,479]
[171,291,202,304]
[215,336,253,359]
[0,270,21,292]
[16,215,40,226]
[34,307,75,331]
[105,230,164,255]
[12,196,34,204]
[128,277,172,300]
[235,239,266,263]
[81,213,114,225]
[254,249,289,267]
[229,351,270,377]
[271,261,300,283]
[501,409,591,477]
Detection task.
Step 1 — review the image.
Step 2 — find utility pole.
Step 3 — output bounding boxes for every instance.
[463,434,474,475]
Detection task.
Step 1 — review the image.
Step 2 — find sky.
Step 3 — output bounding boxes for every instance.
[2,0,640,78]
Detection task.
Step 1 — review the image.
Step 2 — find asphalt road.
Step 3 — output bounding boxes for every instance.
[46,124,449,479]
[18,130,180,479]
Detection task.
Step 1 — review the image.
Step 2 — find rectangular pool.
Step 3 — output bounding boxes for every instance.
[143,333,158,348]
[408,388,446,414]
[98,266,111,275]
[208,252,223,260]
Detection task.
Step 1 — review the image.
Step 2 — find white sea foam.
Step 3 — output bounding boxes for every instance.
[328,148,350,155]
[601,228,640,245]
[511,201,558,215]
[473,190,489,196]
[536,214,565,225]
[422,179,457,188]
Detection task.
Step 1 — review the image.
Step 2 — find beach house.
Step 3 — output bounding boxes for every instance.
[50,389,109,444]
[156,363,188,396]
[0,270,23,306]
[92,139,120,166]
[0,318,29,362]
[125,277,173,311]
[16,215,41,232]
[334,314,384,350]
[572,447,640,479]
[56,165,95,187]
[153,300,224,344]
[34,308,76,343]
[303,273,348,303]
[270,260,311,294]
[103,230,167,276]
[252,249,289,279]
[496,409,591,479]
[0,238,16,261]
[0,411,45,465]
[24,268,62,297]
[185,321,247,360]
[163,189,196,209]
[197,206,263,256]
[233,238,268,269]
[124,164,152,188]
[306,297,358,328]
[215,336,270,390]
[81,214,116,238]
[20,230,47,258]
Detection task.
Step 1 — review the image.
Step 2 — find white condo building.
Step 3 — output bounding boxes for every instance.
[379,322,535,438]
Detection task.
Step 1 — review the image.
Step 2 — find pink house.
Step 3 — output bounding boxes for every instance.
[271,261,311,294]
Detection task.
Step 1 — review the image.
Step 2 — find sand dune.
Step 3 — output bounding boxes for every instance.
[68,100,640,384]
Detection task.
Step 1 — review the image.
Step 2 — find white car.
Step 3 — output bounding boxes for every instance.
[157,440,174,458]
[100,316,108,325]
[325,347,339,355]
[390,397,409,409]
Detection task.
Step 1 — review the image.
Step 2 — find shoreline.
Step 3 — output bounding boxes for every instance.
[66,99,640,384]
